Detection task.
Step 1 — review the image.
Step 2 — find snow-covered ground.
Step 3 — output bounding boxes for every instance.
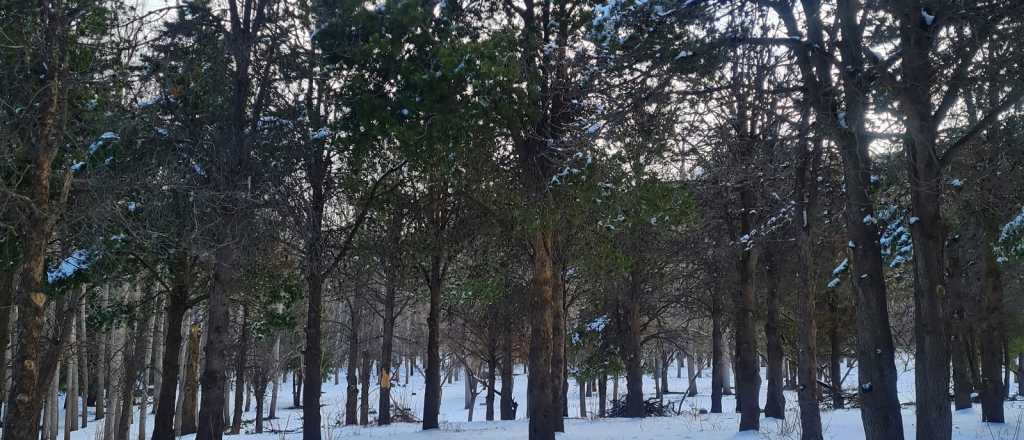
[62,357,1024,440]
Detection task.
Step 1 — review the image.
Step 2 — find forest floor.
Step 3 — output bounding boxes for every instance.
[65,354,1024,440]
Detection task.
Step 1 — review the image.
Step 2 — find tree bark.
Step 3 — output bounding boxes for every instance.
[551,279,566,432]
[710,291,724,414]
[948,236,973,411]
[597,372,607,417]
[421,252,442,427]
[180,323,202,435]
[345,295,360,426]
[486,350,496,421]
[500,329,515,421]
[526,228,558,439]
[763,249,785,419]
[153,255,191,440]
[359,350,370,426]
[231,306,250,434]
[621,269,644,418]
[979,230,1004,422]
[734,228,760,430]
[829,309,844,410]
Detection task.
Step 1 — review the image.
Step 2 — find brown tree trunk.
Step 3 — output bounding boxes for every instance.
[597,372,607,417]
[763,250,785,420]
[948,236,974,411]
[500,328,515,420]
[829,310,844,410]
[486,349,496,421]
[359,350,370,426]
[2,1,68,434]
[621,269,644,418]
[378,213,401,426]
[197,245,235,440]
[710,290,724,414]
[734,196,760,431]
[979,230,1004,422]
[153,258,190,440]
[231,306,250,434]
[527,228,558,439]
[422,256,443,429]
[345,294,360,426]
[551,272,566,431]
[180,323,202,435]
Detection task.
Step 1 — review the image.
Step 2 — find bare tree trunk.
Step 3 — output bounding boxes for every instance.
[486,351,496,421]
[180,323,201,435]
[526,228,558,440]
[139,311,155,440]
[345,294,360,426]
[577,376,586,418]
[80,304,89,429]
[270,335,280,420]
[979,233,1004,422]
[763,250,784,420]
[65,312,79,440]
[231,306,249,434]
[359,350,370,426]
[597,372,607,417]
[499,326,515,421]
[686,352,698,397]
[621,270,644,418]
[710,291,724,414]
[551,279,566,432]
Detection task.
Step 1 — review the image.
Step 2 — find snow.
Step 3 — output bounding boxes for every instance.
[587,315,609,332]
[862,215,875,225]
[71,162,85,172]
[674,50,692,60]
[909,216,920,225]
[310,127,332,140]
[47,250,90,284]
[1000,206,1024,243]
[950,178,963,189]
[54,357,1024,440]
[88,132,120,154]
[837,111,848,129]
[921,8,935,26]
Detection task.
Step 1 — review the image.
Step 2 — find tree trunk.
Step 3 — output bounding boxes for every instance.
[500,329,515,421]
[734,181,760,431]
[526,228,558,440]
[830,312,844,410]
[948,236,973,411]
[486,351,496,421]
[710,291,724,414]
[64,313,79,440]
[979,233,1004,422]
[359,350,370,426]
[597,372,607,417]
[621,270,644,418]
[197,242,237,440]
[270,335,280,420]
[153,256,190,440]
[231,306,250,434]
[80,304,89,429]
[686,353,698,397]
[763,250,784,420]
[577,376,586,418]
[551,279,566,432]
[345,293,360,426]
[660,351,670,396]
[180,323,202,435]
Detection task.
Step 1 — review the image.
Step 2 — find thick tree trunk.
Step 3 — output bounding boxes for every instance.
[686,353,698,397]
[829,313,844,410]
[526,229,558,440]
[80,304,89,429]
[378,283,396,426]
[197,243,237,440]
[710,292,724,414]
[597,372,607,417]
[979,233,1004,422]
[734,240,760,430]
[621,271,644,418]
[153,279,189,440]
[763,250,784,419]
[948,236,973,411]
[577,376,586,418]
[2,3,67,436]
[500,330,515,421]
[551,280,566,432]
[486,351,496,421]
[231,306,250,434]
[303,253,325,438]
[180,323,202,435]
[423,255,443,429]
